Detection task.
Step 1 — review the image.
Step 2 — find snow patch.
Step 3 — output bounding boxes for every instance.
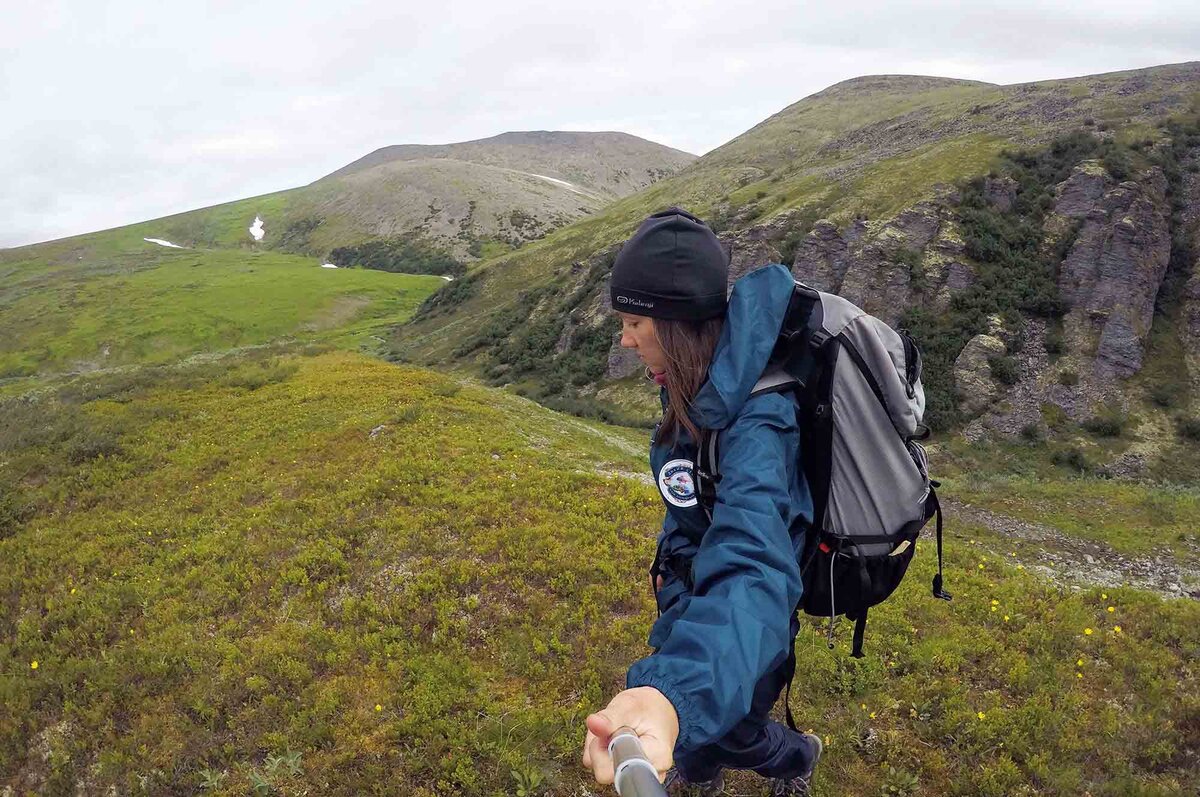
[144,237,185,249]
[441,275,454,281]
[249,216,265,241]
[321,263,338,269]
[526,172,589,196]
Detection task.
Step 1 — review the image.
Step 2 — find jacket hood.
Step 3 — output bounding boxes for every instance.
[685,263,796,430]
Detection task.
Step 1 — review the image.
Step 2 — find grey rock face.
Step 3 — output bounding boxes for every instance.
[1179,148,1200,400]
[790,219,854,293]
[982,176,1018,212]
[1185,267,1200,398]
[717,208,799,283]
[1055,162,1172,379]
[791,202,973,326]
[605,333,642,379]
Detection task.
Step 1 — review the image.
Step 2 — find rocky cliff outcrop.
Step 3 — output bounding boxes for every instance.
[592,153,1193,444]
[1179,149,1200,401]
[718,209,795,284]
[1053,161,1172,379]
[790,197,974,326]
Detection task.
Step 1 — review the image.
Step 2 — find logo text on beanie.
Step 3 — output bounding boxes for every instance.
[616,295,654,309]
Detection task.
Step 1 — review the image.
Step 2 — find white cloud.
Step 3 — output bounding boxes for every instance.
[2,0,1198,248]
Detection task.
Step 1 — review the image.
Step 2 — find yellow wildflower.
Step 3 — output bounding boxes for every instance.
[991,599,999,606]
[30,661,38,670]
[375,704,382,712]
[991,606,997,612]
[1101,593,1108,600]
[1003,615,1010,622]
[1077,658,1084,666]
[1084,628,1093,636]
[1113,625,1122,633]
[977,711,986,720]
[869,712,877,719]
[1076,672,1083,679]
[1107,606,1115,613]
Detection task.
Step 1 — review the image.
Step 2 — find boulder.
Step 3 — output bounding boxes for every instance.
[953,332,1008,419]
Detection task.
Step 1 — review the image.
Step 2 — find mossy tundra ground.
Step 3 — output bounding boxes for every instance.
[2,350,1197,796]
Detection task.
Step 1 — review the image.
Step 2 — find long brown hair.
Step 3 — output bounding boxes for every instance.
[652,315,725,447]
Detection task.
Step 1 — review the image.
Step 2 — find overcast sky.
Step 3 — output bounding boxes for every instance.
[3,1,1199,249]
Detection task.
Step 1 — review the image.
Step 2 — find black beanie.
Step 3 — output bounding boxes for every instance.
[609,207,728,321]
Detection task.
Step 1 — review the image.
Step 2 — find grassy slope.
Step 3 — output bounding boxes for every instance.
[0,233,444,386]
[2,350,1198,796]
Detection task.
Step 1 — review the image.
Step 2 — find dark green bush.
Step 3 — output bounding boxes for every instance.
[1051,447,1091,473]
[988,355,1020,386]
[1058,370,1079,387]
[328,237,463,276]
[414,273,480,320]
[1044,325,1067,356]
[67,432,124,464]
[1082,411,1125,438]
[1177,417,1200,441]
[1149,383,1179,408]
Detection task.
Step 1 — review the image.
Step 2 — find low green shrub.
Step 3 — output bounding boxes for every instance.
[1177,416,1200,441]
[1081,411,1125,438]
[1051,446,1091,473]
[988,355,1021,386]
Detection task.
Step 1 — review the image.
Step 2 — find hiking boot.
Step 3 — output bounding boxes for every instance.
[663,766,725,796]
[768,733,823,796]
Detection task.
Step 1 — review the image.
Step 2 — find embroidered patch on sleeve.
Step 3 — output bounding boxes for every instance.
[658,458,698,507]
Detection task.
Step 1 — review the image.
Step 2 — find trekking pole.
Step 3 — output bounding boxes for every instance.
[608,726,667,797]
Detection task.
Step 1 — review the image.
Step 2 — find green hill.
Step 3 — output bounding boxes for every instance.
[0,241,444,388]
[390,63,1200,481]
[1,350,1197,794]
[2,131,694,264]
[0,130,694,389]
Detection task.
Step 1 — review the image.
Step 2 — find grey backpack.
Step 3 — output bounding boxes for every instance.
[695,279,951,671]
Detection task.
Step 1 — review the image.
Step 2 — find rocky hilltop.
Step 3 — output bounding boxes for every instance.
[4,131,695,270]
[320,130,695,200]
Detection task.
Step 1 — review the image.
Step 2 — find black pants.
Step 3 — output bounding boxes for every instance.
[672,614,816,782]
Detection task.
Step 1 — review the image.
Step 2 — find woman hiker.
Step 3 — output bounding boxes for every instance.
[581,207,823,796]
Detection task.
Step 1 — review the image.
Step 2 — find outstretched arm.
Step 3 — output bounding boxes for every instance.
[624,394,803,751]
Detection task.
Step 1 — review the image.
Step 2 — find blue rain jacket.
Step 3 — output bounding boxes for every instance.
[625,263,814,752]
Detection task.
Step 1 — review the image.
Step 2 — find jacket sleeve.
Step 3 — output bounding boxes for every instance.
[626,394,803,750]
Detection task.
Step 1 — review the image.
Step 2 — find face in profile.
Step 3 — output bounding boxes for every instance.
[616,311,667,375]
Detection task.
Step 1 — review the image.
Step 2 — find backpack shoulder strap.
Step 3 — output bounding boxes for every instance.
[696,427,720,524]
